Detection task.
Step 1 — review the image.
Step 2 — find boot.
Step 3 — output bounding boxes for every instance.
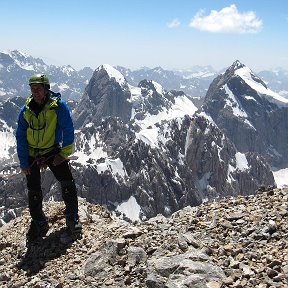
[66,214,82,234]
[26,218,49,242]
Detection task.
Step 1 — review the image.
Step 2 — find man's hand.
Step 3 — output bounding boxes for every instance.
[21,167,31,175]
[53,154,66,166]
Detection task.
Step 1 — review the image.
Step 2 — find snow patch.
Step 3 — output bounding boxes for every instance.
[96,158,127,181]
[133,95,197,129]
[136,127,159,148]
[99,64,126,86]
[0,120,15,160]
[272,168,288,188]
[115,196,141,222]
[235,152,249,171]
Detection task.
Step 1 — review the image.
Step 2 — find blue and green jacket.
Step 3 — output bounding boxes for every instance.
[16,92,74,169]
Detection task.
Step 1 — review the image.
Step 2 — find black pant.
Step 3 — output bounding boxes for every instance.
[26,149,78,221]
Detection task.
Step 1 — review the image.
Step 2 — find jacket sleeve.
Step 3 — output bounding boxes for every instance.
[56,100,74,158]
[16,107,29,169]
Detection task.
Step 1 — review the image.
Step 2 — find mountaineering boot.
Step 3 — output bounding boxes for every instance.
[26,218,49,242]
[66,214,82,234]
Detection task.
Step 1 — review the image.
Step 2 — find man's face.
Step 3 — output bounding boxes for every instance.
[30,84,46,104]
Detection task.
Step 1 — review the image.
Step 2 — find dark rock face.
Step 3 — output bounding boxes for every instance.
[71,116,202,219]
[74,65,132,128]
[184,115,275,199]
[69,113,274,220]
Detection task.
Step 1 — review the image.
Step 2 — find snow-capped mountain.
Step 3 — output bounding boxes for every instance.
[0,50,215,104]
[0,57,286,225]
[73,64,198,129]
[0,50,93,101]
[115,65,216,100]
[115,64,288,101]
[1,49,287,102]
[68,64,274,220]
[202,60,288,168]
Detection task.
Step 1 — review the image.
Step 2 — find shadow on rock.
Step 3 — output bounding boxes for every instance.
[17,227,81,275]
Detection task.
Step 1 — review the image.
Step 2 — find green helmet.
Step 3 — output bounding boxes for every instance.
[29,74,50,88]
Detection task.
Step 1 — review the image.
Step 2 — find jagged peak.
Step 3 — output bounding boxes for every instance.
[96,64,126,86]
[2,49,28,58]
[210,60,288,108]
[138,79,164,94]
[231,60,245,70]
[1,49,47,71]
[151,66,165,72]
[222,60,246,77]
[2,49,42,62]
[225,60,288,106]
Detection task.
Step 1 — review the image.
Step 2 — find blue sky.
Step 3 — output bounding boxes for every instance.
[0,0,287,71]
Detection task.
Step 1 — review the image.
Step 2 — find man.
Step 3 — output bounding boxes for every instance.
[16,74,82,241]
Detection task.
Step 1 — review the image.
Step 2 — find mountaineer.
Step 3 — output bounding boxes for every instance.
[16,74,82,242]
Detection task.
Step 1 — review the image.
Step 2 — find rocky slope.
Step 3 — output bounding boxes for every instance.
[0,187,287,288]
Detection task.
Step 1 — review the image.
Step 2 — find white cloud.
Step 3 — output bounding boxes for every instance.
[167,18,181,28]
[189,4,263,34]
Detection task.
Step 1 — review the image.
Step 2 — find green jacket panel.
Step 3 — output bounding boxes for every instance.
[23,97,59,156]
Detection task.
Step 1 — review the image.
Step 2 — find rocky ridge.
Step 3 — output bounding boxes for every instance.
[0,188,287,288]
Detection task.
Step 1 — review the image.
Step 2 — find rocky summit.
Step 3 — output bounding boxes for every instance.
[0,188,287,288]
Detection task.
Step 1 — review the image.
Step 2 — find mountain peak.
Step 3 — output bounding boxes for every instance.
[97,64,126,86]
[6,49,30,59]
[220,60,246,79]
[1,49,47,71]
[138,79,164,94]
[231,60,245,70]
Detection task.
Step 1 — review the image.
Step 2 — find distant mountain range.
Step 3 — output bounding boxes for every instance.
[0,50,93,101]
[0,50,287,225]
[1,50,288,102]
